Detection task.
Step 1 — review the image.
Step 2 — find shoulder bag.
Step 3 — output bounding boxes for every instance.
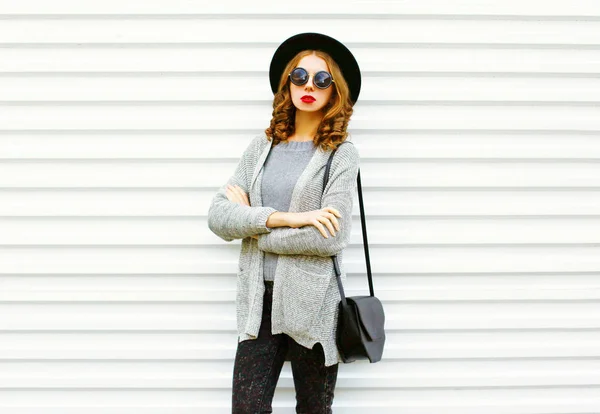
[323,142,386,363]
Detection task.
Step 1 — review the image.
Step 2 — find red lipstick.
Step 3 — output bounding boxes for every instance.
[301,95,315,103]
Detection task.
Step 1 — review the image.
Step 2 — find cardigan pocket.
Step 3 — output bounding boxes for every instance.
[280,262,330,338]
[235,270,251,334]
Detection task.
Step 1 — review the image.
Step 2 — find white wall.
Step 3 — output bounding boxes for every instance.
[1,1,600,412]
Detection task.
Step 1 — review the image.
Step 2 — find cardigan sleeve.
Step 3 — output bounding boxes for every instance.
[257,142,359,257]
[207,135,278,242]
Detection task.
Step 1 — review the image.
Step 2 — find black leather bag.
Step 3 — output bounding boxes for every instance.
[323,142,386,363]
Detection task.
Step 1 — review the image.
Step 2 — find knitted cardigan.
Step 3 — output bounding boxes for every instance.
[207,132,360,367]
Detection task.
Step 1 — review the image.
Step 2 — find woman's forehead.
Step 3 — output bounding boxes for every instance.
[297,55,329,71]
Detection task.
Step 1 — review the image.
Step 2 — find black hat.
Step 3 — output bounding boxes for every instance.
[269,32,361,106]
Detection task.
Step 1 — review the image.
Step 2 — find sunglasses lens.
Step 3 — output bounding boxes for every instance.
[314,71,332,88]
[290,68,308,86]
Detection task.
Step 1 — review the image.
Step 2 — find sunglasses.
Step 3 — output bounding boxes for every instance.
[288,67,335,89]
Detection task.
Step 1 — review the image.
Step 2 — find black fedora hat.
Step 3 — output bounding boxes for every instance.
[269,32,361,106]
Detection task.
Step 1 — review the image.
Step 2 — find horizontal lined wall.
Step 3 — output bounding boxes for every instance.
[1,1,600,413]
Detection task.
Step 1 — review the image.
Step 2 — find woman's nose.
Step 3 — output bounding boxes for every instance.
[304,79,314,91]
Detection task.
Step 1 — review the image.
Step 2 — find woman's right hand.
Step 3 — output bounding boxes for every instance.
[286,207,341,239]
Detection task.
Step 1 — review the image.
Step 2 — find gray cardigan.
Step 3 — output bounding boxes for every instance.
[207,132,360,367]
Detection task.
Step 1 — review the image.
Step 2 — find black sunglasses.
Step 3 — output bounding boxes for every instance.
[288,67,335,89]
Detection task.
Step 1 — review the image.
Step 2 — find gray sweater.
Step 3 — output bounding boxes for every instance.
[261,139,318,281]
[207,132,359,367]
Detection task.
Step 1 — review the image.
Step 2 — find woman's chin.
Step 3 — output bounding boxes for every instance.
[294,103,323,113]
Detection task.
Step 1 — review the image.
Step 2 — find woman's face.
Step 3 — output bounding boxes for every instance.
[289,54,334,113]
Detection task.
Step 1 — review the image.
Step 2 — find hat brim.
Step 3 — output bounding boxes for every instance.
[269,32,361,105]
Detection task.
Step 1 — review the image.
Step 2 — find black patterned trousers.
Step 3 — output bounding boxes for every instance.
[232,280,339,413]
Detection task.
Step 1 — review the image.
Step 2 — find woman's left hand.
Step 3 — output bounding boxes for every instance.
[225,184,250,206]
[225,184,259,240]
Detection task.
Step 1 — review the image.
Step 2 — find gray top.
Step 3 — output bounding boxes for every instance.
[261,139,318,281]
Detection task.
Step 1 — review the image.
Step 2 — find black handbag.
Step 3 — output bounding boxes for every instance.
[323,142,386,363]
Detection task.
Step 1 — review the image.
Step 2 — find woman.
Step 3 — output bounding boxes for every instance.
[207,32,361,413]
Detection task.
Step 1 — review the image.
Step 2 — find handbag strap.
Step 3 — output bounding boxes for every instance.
[323,142,374,302]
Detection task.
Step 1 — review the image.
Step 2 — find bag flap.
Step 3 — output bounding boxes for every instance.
[347,296,385,341]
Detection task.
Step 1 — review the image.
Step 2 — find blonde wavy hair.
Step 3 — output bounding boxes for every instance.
[264,50,354,152]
